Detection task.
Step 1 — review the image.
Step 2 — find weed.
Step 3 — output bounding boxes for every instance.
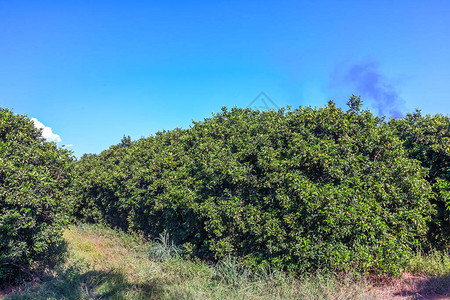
[148,232,182,262]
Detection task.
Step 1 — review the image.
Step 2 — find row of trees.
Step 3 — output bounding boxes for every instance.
[1,96,449,283]
[72,97,448,275]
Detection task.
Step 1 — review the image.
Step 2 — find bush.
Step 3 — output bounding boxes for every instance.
[390,110,450,250]
[73,97,434,275]
[0,108,73,283]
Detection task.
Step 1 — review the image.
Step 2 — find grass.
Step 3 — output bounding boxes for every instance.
[407,250,450,277]
[2,224,449,299]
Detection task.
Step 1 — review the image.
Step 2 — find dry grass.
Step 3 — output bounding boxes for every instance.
[3,224,449,299]
[63,227,152,281]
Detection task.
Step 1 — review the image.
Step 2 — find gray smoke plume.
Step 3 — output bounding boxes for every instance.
[330,61,404,118]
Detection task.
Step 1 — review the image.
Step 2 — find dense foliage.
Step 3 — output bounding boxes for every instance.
[390,110,450,250]
[0,108,73,283]
[72,97,435,275]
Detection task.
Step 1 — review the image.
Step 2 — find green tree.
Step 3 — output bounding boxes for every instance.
[390,110,450,250]
[0,108,74,284]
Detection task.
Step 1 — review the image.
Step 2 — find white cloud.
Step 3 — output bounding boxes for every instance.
[31,118,62,143]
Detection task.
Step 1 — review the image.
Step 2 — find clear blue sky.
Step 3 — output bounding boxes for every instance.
[1,1,450,157]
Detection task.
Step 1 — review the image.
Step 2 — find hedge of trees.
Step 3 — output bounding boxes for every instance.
[0,108,73,283]
[71,97,444,275]
[2,97,449,283]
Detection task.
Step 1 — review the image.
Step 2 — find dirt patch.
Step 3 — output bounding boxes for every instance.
[368,273,450,299]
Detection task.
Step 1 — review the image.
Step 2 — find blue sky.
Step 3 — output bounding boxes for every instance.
[1,1,450,157]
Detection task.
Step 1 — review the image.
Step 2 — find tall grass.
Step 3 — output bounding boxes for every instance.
[148,232,182,262]
[407,250,450,277]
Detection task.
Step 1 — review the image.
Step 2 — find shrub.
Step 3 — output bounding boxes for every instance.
[73,97,434,275]
[0,108,73,283]
[390,110,450,250]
